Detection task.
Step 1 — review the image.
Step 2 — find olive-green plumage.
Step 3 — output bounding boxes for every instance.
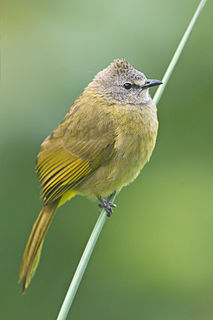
[19,59,162,292]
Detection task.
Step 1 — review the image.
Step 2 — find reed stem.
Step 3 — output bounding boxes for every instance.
[56,1,207,319]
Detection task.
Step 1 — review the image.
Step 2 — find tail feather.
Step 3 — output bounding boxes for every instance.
[19,200,59,293]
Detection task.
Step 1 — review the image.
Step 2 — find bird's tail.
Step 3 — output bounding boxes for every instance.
[19,200,59,293]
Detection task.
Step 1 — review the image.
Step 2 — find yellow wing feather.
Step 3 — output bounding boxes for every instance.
[37,148,93,203]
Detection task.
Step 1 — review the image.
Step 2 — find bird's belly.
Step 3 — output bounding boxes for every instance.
[111,129,157,191]
[77,124,158,198]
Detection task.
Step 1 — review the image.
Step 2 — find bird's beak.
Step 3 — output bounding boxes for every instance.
[142,79,163,89]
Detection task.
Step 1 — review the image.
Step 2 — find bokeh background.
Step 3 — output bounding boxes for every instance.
[1,0,213,319]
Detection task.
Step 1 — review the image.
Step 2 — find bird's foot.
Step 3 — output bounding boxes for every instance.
[98,196,116,217]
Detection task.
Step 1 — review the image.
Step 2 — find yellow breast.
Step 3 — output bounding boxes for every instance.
[77,102,158,197]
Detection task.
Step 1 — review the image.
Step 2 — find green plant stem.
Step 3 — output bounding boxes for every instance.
[56,1,207,319]
[56,192,117,320]
[153,0,207,106]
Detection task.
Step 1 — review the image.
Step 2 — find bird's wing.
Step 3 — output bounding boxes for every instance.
[36,103,116,202]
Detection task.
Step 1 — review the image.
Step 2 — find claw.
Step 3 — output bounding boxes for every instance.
[98,197,116,217]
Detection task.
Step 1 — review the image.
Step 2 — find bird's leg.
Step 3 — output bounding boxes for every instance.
[98,196,116,217]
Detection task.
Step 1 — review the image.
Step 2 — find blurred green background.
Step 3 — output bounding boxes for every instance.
[1,0,213,319]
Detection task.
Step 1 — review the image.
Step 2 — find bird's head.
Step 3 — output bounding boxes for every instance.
[91,59,162,105]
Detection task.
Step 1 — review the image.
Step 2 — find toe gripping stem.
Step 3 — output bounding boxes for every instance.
[98,196,116,217]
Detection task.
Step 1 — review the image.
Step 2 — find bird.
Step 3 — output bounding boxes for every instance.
[19,58,162,293]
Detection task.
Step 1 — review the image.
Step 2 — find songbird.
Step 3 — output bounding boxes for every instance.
[19,59,162,292]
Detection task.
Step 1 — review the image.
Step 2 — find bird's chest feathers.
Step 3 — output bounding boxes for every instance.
[114,104,158,179]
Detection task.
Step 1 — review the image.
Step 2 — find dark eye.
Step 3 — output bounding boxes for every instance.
[123,82,132,90]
